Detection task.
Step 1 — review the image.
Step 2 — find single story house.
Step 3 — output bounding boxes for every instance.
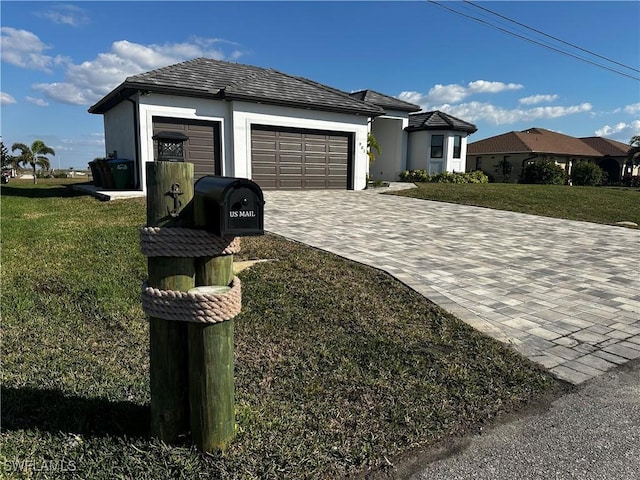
[89,58,477,192]
[466,128,637,182]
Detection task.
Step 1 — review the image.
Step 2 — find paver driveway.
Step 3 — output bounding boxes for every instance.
[263,186,640,384]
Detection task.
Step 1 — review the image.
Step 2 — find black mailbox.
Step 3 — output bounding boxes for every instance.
[194,175,264,237]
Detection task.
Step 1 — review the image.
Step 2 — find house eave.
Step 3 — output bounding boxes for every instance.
[405,125,478,134]
[89,83,384,118]
[89,82,225,114]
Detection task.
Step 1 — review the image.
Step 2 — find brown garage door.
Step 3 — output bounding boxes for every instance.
[251,126,352,189]
[152,117,221,180]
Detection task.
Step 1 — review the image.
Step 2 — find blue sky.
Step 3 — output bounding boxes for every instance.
[1,1,639,170]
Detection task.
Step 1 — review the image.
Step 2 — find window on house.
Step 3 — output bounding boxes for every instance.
[430,134,444,158]
[475,157,482,170]
[453,135,462,158]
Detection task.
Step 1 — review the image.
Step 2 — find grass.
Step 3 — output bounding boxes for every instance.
[1,179,562,479]
[391,183,640,227]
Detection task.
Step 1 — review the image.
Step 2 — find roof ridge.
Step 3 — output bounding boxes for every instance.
[438,111,456,129]
[223,64,271,91]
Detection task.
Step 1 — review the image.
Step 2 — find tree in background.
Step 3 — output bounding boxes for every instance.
[628,136,640,166]
[11,140,55,184]
[1,141,12,169]
[493,158,513,183]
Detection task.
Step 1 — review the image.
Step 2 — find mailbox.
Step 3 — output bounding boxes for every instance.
[194,175,265,237]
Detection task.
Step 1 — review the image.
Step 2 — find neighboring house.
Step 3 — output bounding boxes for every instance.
[579,136,638,180]
[89,58,383,192]
[89,58,479,192]
[467,128,636,182]
[405,111,478,175]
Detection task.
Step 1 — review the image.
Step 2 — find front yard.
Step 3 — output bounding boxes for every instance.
[391,183,640,227]
[1,180,562,479]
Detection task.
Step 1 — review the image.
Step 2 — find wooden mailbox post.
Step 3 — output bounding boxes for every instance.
[143,164,264,452]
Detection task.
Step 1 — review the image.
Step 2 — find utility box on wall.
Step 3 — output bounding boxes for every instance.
[194,176,265,237]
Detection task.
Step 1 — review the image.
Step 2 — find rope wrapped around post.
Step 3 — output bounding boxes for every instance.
[140,226,242,324]
[141,276,242,324]
[140,226,241,257]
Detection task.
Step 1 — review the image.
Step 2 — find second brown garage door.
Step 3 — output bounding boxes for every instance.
[251,126,352,189]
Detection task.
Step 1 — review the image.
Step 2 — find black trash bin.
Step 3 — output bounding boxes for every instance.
[88,161,102,187]
[108,159,134,190]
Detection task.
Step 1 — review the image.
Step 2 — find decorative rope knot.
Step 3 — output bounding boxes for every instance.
[140,226,241,257]
[141,276,242,324]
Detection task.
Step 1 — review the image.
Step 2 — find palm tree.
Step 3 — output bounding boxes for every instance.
[11,140,55,184]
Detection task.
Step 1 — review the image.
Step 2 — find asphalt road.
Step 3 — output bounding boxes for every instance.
[394,359,640,480]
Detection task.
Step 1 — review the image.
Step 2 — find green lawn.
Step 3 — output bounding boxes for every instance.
[1,180,562,479]
[391,183,640,227]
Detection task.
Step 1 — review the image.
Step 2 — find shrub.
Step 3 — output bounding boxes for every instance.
[399,169,430,182]
[520,159,566,185]
[465,170,490,184]
[399,170,489,184]
[571,161,603,186]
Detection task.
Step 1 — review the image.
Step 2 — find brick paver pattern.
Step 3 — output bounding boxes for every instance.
[263,186,640,384]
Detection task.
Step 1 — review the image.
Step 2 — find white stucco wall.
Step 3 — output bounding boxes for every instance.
[370,113,409,181]
[103,96,138,186]
[407,130,429,171]
[407,130,470,175]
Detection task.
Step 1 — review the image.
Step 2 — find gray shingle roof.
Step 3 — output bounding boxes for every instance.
[407,111,477,133]
[349,89,421,113]
[89,58,384,116]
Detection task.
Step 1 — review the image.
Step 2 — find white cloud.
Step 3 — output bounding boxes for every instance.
[26,96,49,107]
[519,94,559,105]
[399,80,522,107]
[468,80,523,94]
[624,103,640,115]
[30,35,246,105]
[435,101,592,125]
[37,5,90,27]
[0,27,68,72]
[33,82,89,105]
[0,92,16,105]
[594,120,640,139]
[398,79,591,125]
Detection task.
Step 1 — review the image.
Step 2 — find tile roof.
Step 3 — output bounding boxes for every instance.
[349,89,421,112]
[468,128,605,156]
[406,111,477,133]
[89,58,384,116]
[579,136,630,157]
